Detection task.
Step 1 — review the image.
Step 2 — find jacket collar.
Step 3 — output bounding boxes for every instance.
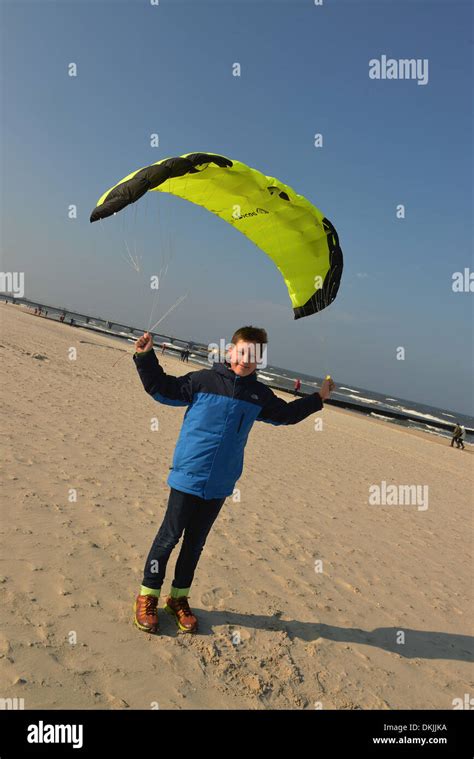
[213,361,258,382]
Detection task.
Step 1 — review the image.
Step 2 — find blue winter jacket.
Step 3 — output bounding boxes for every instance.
[134,349,324,499]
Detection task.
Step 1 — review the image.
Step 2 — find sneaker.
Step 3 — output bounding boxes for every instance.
[164,595,198,633]
[133,593,160,634]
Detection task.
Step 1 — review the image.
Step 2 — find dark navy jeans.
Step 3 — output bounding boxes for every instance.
[141,487,226,591]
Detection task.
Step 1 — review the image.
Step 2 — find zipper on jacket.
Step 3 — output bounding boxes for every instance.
[203,372,238,499]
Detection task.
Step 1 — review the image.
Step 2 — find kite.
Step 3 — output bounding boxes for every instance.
[90,152,343,319]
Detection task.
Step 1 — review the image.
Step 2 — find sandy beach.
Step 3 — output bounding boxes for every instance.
[0,302,472,710]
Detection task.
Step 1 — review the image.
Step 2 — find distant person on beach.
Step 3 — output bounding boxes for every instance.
[450,423,464,449]
[184,349,190,363]
[457,426,466,450]
[294,378,301,395]
[132,326,335,635]
[161,344,166,355]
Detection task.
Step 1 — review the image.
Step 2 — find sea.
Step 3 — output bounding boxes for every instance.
[6,296,473,445]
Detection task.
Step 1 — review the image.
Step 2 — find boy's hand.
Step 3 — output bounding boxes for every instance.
[319,375,335,401]
[135,332,153,353]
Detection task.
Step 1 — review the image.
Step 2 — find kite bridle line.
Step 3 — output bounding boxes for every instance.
[146,179,176,335]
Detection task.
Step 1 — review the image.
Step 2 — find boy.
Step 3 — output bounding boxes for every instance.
[133,326,334,634]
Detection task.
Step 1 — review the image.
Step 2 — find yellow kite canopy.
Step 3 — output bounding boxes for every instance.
[90,152,343,319]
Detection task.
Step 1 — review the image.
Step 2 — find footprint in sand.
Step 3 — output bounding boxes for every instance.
[200,587,233,609]
[335,578,362,594]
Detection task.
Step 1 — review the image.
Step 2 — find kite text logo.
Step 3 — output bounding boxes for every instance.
[0,271,25,298]
[369,55,429,85]
[27,720,83,749]
[368,481,428,511]
[233,207,269,220]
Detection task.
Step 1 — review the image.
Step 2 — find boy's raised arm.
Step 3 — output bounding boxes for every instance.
[257,377,335,426]
[133,333,194,406]
[256,389,323,425]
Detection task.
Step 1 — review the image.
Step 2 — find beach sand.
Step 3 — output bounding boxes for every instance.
[1,302,472,710]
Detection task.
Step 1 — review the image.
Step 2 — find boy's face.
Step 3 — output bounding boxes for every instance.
[227,340,260,377]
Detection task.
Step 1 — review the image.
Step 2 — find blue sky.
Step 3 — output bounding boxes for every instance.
[1,0,473,413]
